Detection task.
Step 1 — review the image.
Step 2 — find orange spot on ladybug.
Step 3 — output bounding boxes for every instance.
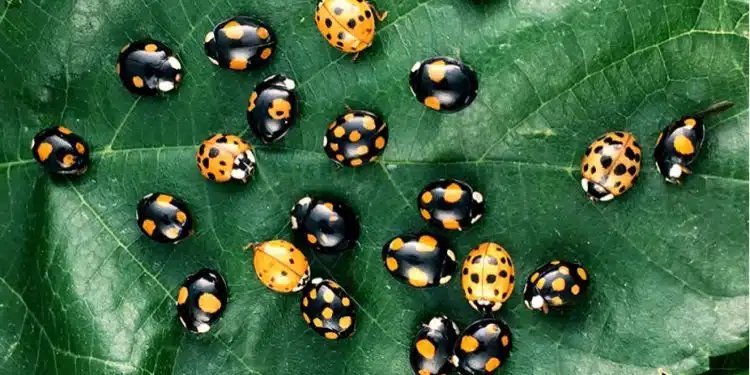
[501,335,509,347]
[302,297,309,306]
[339,316,352,330]
[313,318,323,327]
[75,143,85,154]
[407,268,429,287]
[156,194,173,204]
[684,118,697,127]
[223,21,244,39]
[144,43,158,52]
[416,235,437,252]
[341,297,350,306]
[57,126,72,134]
[333,126,346,138]
[552,278,566,292]
[323,202,334,210]
[323,290,335,303]
[36,142,53,161]
[385,257,398,271]
[176,211,187,223]
[424,96,441,110]
[349,131,362,142]
[330,143,339,151]
[198,293,222,313]
[260,48,273,59]
[324,332,338,340]
[269,99,291,119]
[558,266,570,275]
[142,219,157,236]
[374,136,386,149]
[362,116,376,130]
[256,27,270,39]
[530,272,540,283]
[416,339,436,359]
[350,158,363,166]
[303,312,311,323]
[485,358,501,372]
[132,76,144,88]
[307,233,318,244]
[344,113,355,121]
[443,183,463,203]
[229,58,248,70]
[571,284,581,295]
[421,192,432,204]
[335,154,345,161]
[536,278,545,289]
[322,307,334,319]
[115,63,120,75]
[176,287,188,304]
[460,336,479,352]
[390,237,404,250]
[577,267,588,280]
[673,135,695,155]
[486,324,498,333]
[420,208,431,220]
[355,145,369,155]
[550,260,560,265]
[551,296,563,306]
[62,154,75,166]
[309,288,317,299]
[427,60,447,83]
[163,226,180,239]
[443,218,460,229]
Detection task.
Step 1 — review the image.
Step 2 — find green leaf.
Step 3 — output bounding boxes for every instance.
[0,0,747,374]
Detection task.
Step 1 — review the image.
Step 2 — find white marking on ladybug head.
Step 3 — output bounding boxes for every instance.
[450,355,459,367]
[264,74,278,82]
[298,196,312,206]
[291,216,298,229]
[158,80,175,92]
[439,275,452,284]
[245,150,256,164]
[196,323,211,333]
[471,214,483,224]
[167,56,182,70]
[446,249,456,261]
[531,295,545,310]
[231,169,247,180]
[411,61,421,72]
[427,317,445,331]
[311,277,323,285]
[204,32,215,43]
[472,191,483,203]
[599,193,614,202]
[669,164,682,179]
[283,78,297,90]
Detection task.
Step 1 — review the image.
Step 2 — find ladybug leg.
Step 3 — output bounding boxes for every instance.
[371,5,388,21]
[243,242,260,251]
[351,52,360,62]
[680,165,692,174]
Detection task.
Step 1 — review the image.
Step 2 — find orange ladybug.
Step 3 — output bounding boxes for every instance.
[314,0,387,57]
[196,134,256,183]
[250,240,310,293]
[580,131,642,201]
[460,242,514,312]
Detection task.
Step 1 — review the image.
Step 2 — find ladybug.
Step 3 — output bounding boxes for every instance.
[409,56,478,112]
[251,240,310,293]
[382,233,457,288]
[461,242,514,313]
[291,196,360,253]
[417,179,484,231]
[31,126,90,176]
[654,101,733,184]
[314,0,387,57]
[204,16,276,70]
[176,268,228,334]
[410,316,460,375]
[581,131,642,201]
[323,109,388,167]
[300,278,357,340]
[136,193,193,243]
[116,39,183,95]
[523,260,590,314]
[196,134,256,183]
[247,74,299,143]
[451,318,512,375]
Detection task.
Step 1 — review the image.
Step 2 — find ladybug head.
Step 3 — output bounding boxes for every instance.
[527,295,550,314]
[580,178,613,202]
[655,159,684,185]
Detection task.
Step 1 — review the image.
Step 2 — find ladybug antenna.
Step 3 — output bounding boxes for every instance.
[695,101,734,118]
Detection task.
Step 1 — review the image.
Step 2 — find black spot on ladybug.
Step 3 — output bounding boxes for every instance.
[467,287,473,295]
[614,181,622,187]
[202,158,209,168]
[281,271,287,276]
[634,153,641,162]
[316,15,320,21]
[276,111,284,116]
[600,155,612,168]
[509,275,514,283]
[336,41,343,47]
[333,6,343,15]
[472,256,483,264]
[364,9,372,18]
[486,274,497,283]
[325,18,332,28]
[614,164,627,175]
[326,33,332,39]
[220,170,225,175]
[591,166,597,174]
[462,268,469,275]
[585,147,592,156]
[208,147,220,158]
[494,289,500,296]
[207,172,216,180]
[270,277,275,283]
[507,258,512,266]
[289,258,294,264]
[347,19,356,28]
[337,31,345,40]
[486,256,498,265]
[358,15,365,21]
[624,147,638,160]
[604,137,623,145]
[470,274,479,283]
[216,136,228,143]
[594,146,603,154]
[502,291,508,298]
[199,144,205,155]
[633,141,641,148]
[219,161,226,166]
[499,270,508,278]
[583,164,589,172]
[619,186,626,193]
[628,166,637,175]
[500,257,506,264]
[615,132,625,137]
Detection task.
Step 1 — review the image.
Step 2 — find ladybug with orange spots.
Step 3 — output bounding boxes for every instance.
[291,196,360,253]
[410,316,460,375]
[451,318,512,374]
[409,56,478,112]
[136,193,194,243]
[31,126,90,176]
[196,133,256,183]
[417,179,484,231]
[247,74,299,143]
[116,39,183,95]
[460,242,514,313]
[580,131,642,201]
[654,101,733,184]
[250,240,311,293]
[314,0,387,58]
[204,16,276,71]
[323,109,389,167]
[176,268,228,334]
[382,233,457,288]
[300,278,357,340]
[523,260,590,314]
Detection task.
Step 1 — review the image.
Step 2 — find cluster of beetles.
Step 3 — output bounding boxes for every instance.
[26,0,735,373]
